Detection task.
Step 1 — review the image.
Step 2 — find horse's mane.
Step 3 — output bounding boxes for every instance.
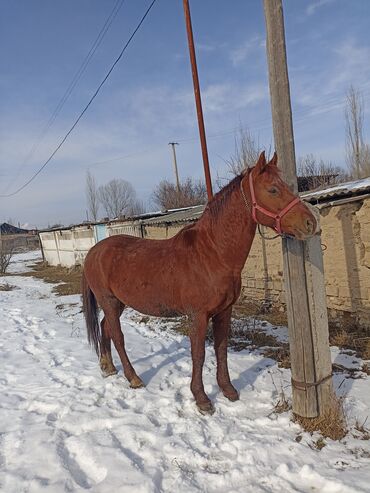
[203,163,280,223]
[205,173,243,221]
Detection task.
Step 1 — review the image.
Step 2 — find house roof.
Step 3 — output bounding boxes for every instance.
[142,205,205,225]
[301,176,370,203]
[0,223,29,235]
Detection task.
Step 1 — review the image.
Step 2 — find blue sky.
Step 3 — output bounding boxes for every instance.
[0,0,369,227]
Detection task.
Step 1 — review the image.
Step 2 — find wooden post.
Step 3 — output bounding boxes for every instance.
[168,142,181,193]
[263,0,333,417]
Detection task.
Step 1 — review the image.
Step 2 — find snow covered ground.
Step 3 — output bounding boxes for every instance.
[0,251,370,493]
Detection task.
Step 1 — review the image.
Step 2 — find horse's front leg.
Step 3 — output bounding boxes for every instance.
[212,306,239,401]
[189,314,214,415]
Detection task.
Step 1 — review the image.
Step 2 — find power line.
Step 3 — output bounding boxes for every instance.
[86,148,155,168]
[2,0,125,194]
[0,0,158,198]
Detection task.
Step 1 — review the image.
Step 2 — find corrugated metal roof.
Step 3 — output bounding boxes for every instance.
[301,177,370,203]
[142,204,205,225]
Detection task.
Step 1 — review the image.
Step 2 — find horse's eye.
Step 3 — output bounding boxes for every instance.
[268,187,278,195]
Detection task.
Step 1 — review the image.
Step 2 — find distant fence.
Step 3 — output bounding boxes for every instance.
[0,233,39,252]
[38,193,370,327]
[38,206,203,268]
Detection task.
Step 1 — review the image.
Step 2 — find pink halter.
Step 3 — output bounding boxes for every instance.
[246,169,300,235]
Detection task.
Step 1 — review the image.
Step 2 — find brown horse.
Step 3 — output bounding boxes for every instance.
[82,152,317,414]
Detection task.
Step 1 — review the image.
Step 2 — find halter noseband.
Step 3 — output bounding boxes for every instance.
[240,168,300,235]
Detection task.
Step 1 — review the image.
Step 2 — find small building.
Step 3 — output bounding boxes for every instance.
[0,223,29,235]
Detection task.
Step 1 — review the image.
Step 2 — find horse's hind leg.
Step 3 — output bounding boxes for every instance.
[212,306,239,401]
[100,316,118,377]
[99,295,144,389]
[190,314,214,415]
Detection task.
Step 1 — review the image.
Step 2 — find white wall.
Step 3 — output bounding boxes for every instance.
[39,221,140,267]
[40,226,95,267]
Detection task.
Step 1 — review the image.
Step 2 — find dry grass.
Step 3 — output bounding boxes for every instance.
[231,309,291,367]
[294,395,347,441]
[20,261,82,296]
[262,346,291,368]
[171,317,193,337]
[329,319,370,360]
[235,301,370,360]
[312,437,327,450]
[330,329,352,348]
[354,418,370,440]
[0,282,16,291]
[233,301,288,326]
[272,386,291,414]
[357,339,370,360]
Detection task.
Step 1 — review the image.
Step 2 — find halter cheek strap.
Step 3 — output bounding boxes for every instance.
[245,169,301,235]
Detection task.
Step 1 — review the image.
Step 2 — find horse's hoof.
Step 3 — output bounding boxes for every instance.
[100,356,118,378]
[222,388,239,402]
[101,368,118,378]
[197,401,215,415]
[129,375,145,389]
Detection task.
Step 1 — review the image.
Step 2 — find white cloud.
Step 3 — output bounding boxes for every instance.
[202,82,268,113]
[330,38,370,90]
[306,0,336,16]
[197,42,216,53]
[229,36,263,66]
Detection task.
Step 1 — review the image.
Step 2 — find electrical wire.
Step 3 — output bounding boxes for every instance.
[2,0,125,194]
[0,0,158,198]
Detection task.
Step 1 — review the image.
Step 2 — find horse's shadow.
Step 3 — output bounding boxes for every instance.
[115,340,275,394]
[114,340,188,385]
[232,357,275,390]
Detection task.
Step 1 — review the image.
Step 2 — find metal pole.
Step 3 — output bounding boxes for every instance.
[182,0,213,200]
[168,142,181,193]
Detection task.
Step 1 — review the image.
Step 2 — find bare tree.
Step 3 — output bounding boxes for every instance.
[86,171,99,222]
[226,126,263,176]
[127,199,147,216]
[152,177,207,210]
[345,85,370,179]
[297,154,346,191]
[98,179,137,219]
[0,240,15,274]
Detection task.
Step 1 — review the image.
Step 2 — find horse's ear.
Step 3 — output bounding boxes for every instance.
[269,152,278,166]
[255,151,267,174]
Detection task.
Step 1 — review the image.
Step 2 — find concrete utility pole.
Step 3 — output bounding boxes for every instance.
[263,0,333,418]
[182,0,213,200]
[168,142,181,193]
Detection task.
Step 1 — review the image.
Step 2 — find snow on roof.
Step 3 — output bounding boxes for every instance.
[301,176,370,203]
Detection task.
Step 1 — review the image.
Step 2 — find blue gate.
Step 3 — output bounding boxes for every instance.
[94,224,107,243]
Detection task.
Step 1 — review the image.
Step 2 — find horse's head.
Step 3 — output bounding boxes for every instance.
[241,151,319,240]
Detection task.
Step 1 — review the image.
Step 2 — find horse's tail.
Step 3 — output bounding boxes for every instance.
[81,270,101,355]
